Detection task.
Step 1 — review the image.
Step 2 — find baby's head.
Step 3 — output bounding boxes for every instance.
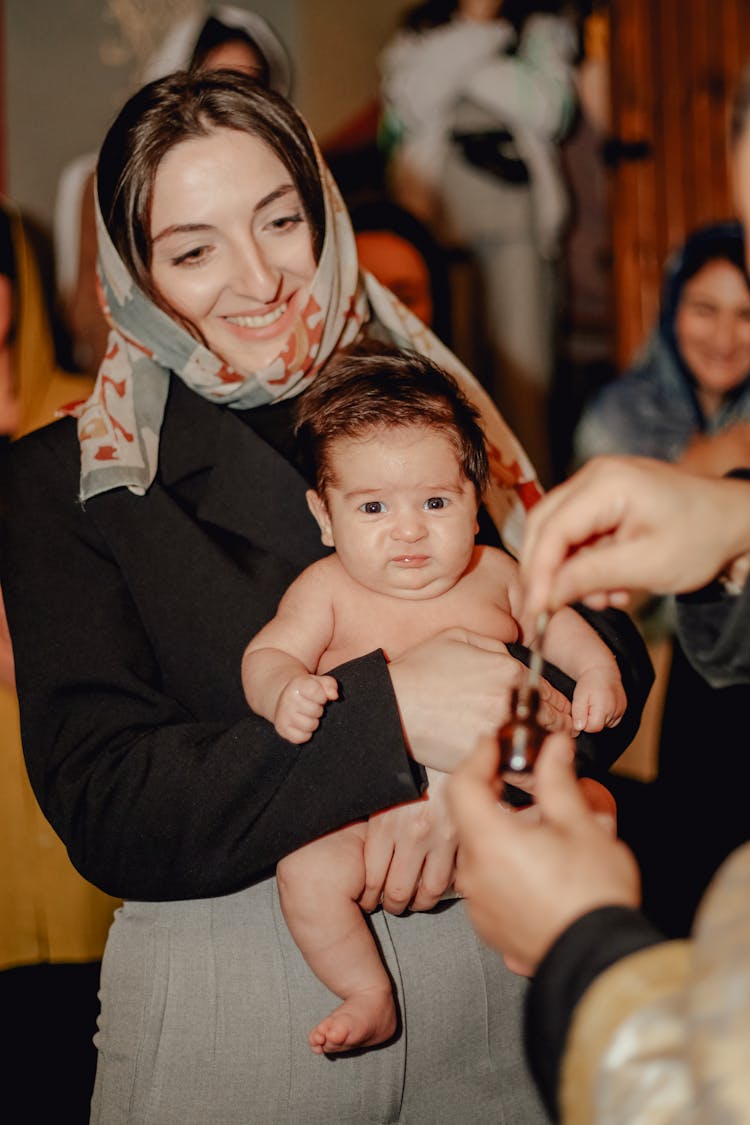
[295,345,489,498]
[294,345,490,598]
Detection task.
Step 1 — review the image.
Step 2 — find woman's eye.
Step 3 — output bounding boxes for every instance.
[172,245,210,267]
[360,501,386,515]
[268,212,305,233]
[424,497,448,510]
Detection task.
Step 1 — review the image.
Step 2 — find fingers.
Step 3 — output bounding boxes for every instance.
[409,846,455,911]
[359,821,394,913]
[295,675,339,706]
[521,461,631,615]
[535,692,573,735]
[449,736,507,842]
[532,734,590,829]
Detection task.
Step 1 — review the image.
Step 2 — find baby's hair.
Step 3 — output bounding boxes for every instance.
[294,343,490,497]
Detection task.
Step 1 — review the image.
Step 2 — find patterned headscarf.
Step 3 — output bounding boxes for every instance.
[73,117,542,555]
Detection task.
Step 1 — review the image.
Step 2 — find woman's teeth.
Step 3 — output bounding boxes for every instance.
[226,303,287,329]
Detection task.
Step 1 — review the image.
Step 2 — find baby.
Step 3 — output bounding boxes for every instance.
[242,347,626,1056]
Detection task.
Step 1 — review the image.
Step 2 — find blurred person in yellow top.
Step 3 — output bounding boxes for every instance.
[0,198,119,1122]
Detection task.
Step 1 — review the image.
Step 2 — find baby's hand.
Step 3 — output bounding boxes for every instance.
[274,674,339,744]
[572,665,626,733]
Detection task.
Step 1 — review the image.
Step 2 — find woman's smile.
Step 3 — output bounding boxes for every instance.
[149,128,317,374]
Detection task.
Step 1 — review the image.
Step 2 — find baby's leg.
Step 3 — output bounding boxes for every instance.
[276,823,396,1055]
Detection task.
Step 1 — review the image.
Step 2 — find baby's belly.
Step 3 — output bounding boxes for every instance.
[318,604,518,672]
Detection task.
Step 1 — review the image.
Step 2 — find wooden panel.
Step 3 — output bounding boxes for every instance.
[0,0,5,194]
[609,0,750,368]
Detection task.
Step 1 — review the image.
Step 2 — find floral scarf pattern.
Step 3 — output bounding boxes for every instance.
[73,130,541,555]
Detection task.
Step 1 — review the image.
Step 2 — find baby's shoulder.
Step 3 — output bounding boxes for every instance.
[472,544,520,579]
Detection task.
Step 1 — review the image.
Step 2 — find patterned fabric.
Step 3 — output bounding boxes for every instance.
[71,126,542,553]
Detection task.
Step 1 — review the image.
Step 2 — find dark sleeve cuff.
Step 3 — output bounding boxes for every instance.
[525,906,665,1120]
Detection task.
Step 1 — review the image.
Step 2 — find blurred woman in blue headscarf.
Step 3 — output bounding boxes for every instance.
[574,221,750,473]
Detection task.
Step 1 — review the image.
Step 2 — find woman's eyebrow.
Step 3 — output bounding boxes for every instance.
[151,184,298,244]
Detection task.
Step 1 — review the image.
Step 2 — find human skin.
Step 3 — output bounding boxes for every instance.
[449,732,640,976]
[244,425,624,746]
[145,124,621,917]
[520,456,750,619]
[355,230,434,326]
[149,128,317,376]
[673,258,750,417]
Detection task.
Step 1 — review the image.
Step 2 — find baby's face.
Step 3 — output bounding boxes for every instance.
[308,425,480,599]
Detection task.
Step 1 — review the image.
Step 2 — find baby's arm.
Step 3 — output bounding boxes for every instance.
[539,608,626,733]
[242,562,339,744]
[506,564,625,734]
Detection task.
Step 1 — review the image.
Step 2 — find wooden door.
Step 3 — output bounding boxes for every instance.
[609,0,750,367]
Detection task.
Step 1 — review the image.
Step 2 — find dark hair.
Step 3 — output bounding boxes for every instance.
[96,69,324,307]
[294,343,490,497]
[189,16,270,86]
[661,220,749,335]
[401,0,570,33]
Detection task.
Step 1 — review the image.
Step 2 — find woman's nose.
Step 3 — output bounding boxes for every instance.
[232,241,280,303]
[713,313,740,353]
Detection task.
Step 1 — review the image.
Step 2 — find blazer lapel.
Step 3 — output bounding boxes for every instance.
[159,375,325,569]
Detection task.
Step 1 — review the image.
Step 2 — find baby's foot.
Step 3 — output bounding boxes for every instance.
[308,985,396,1055]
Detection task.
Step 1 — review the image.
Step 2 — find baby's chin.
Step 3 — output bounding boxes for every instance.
[362,572,462,601]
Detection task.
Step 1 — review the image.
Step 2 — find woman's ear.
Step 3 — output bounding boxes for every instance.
[306,489,334,547]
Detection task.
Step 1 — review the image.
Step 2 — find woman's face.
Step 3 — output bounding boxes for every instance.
[674,258,750,409]
[355,230,433,326]
[149,128,317,374]
[457,0,503,21]
[200,40,267,81]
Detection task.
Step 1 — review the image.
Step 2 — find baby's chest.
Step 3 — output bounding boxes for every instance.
[321,586,517,668]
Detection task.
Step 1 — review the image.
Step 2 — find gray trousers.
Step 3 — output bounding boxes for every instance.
[90,878,549,1124]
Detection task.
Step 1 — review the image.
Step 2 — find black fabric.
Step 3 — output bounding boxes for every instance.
[1,382,422,901]
[2,372,651,900]
[0,204,15,279]
[451,129,530,184]
[611,633,750,938]
[525,906,665,1121]
[0,961,101,1125]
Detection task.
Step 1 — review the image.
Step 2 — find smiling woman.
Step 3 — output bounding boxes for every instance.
[149,130,317,374]
[1,69,651,1125]
[573,221,750,471]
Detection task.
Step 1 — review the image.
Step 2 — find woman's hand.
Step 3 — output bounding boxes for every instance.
[359,768,457,915]
[388,627,573,773]
[450,732,639,977]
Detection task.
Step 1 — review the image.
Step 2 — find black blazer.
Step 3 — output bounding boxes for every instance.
[2,376,651,901]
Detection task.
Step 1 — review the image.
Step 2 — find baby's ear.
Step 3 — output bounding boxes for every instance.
[306,490,334,547]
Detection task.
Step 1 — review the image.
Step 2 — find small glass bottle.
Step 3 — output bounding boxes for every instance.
[498,686,544,787]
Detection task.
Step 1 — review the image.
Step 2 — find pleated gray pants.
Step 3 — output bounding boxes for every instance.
[90,878,549,1124]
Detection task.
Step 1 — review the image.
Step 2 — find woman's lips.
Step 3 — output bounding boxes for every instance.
[225,304,287,329]
[220,290,301,340]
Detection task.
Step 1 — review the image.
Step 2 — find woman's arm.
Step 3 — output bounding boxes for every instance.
[5,423,575,903]
[2,424,423,901]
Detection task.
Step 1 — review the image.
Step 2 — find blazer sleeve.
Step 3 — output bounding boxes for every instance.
[1,425,423,902]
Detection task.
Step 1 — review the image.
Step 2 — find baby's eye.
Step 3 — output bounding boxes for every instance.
[424,497,448,510]
[360,500,387,515]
